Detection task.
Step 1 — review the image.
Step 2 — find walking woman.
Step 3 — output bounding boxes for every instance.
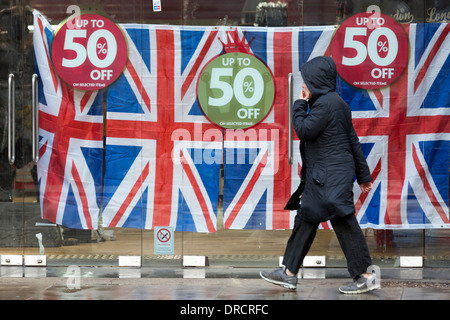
[260,56,379,294]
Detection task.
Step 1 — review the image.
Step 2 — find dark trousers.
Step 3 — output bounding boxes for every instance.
[282,212,372,279]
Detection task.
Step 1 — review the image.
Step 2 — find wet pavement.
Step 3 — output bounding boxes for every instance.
[0,266,449,302]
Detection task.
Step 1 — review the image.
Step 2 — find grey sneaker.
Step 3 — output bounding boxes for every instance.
[339,273,380,294]
[260,268,297,290]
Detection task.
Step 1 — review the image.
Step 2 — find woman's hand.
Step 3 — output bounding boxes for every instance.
[300,90,311,100]
[360,182,373,193]
[300,83,312,100]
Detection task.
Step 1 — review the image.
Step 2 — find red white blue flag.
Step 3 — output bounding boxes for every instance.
[34,10,449,231]
[34,11,103,229]
[290,24,450,230]
[102,25,223,232]
[222,29,293,230]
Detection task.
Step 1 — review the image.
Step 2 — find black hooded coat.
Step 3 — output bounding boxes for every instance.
[291,56,372,223]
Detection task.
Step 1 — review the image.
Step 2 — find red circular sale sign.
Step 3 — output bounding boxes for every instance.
[52,14,128,91]
[331,12,409,89]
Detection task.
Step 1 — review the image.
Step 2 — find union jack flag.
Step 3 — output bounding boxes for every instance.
[103,25,223,232]
[33,11,103,229]
[289,23,450,230]
[34,10,449,231]
[222,29,294,230]
[348,23,450,229]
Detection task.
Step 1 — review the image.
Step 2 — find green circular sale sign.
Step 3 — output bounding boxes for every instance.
[197,52,275,129]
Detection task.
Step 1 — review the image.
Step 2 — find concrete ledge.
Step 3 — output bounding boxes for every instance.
[118,256,141,267]
[0,255,23,266]
[183,255,208,267]
[400,256,423,268]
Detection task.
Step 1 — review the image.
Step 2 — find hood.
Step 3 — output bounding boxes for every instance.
[301,56,336,100]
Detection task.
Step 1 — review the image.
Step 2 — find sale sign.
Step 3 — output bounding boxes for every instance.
[197,52,275,129]
[51,14,128,91]
[331,12,409,89]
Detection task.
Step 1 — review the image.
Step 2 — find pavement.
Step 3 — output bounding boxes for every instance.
[1,266,449,303]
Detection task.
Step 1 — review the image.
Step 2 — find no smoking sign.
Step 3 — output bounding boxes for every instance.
[157,228,171,242]
[331,12,409,89]
[52,14,128,91]
[154,226,174,255]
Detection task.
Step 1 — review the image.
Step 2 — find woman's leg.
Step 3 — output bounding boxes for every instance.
[282,212,320,275]
[330,214,372,279]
